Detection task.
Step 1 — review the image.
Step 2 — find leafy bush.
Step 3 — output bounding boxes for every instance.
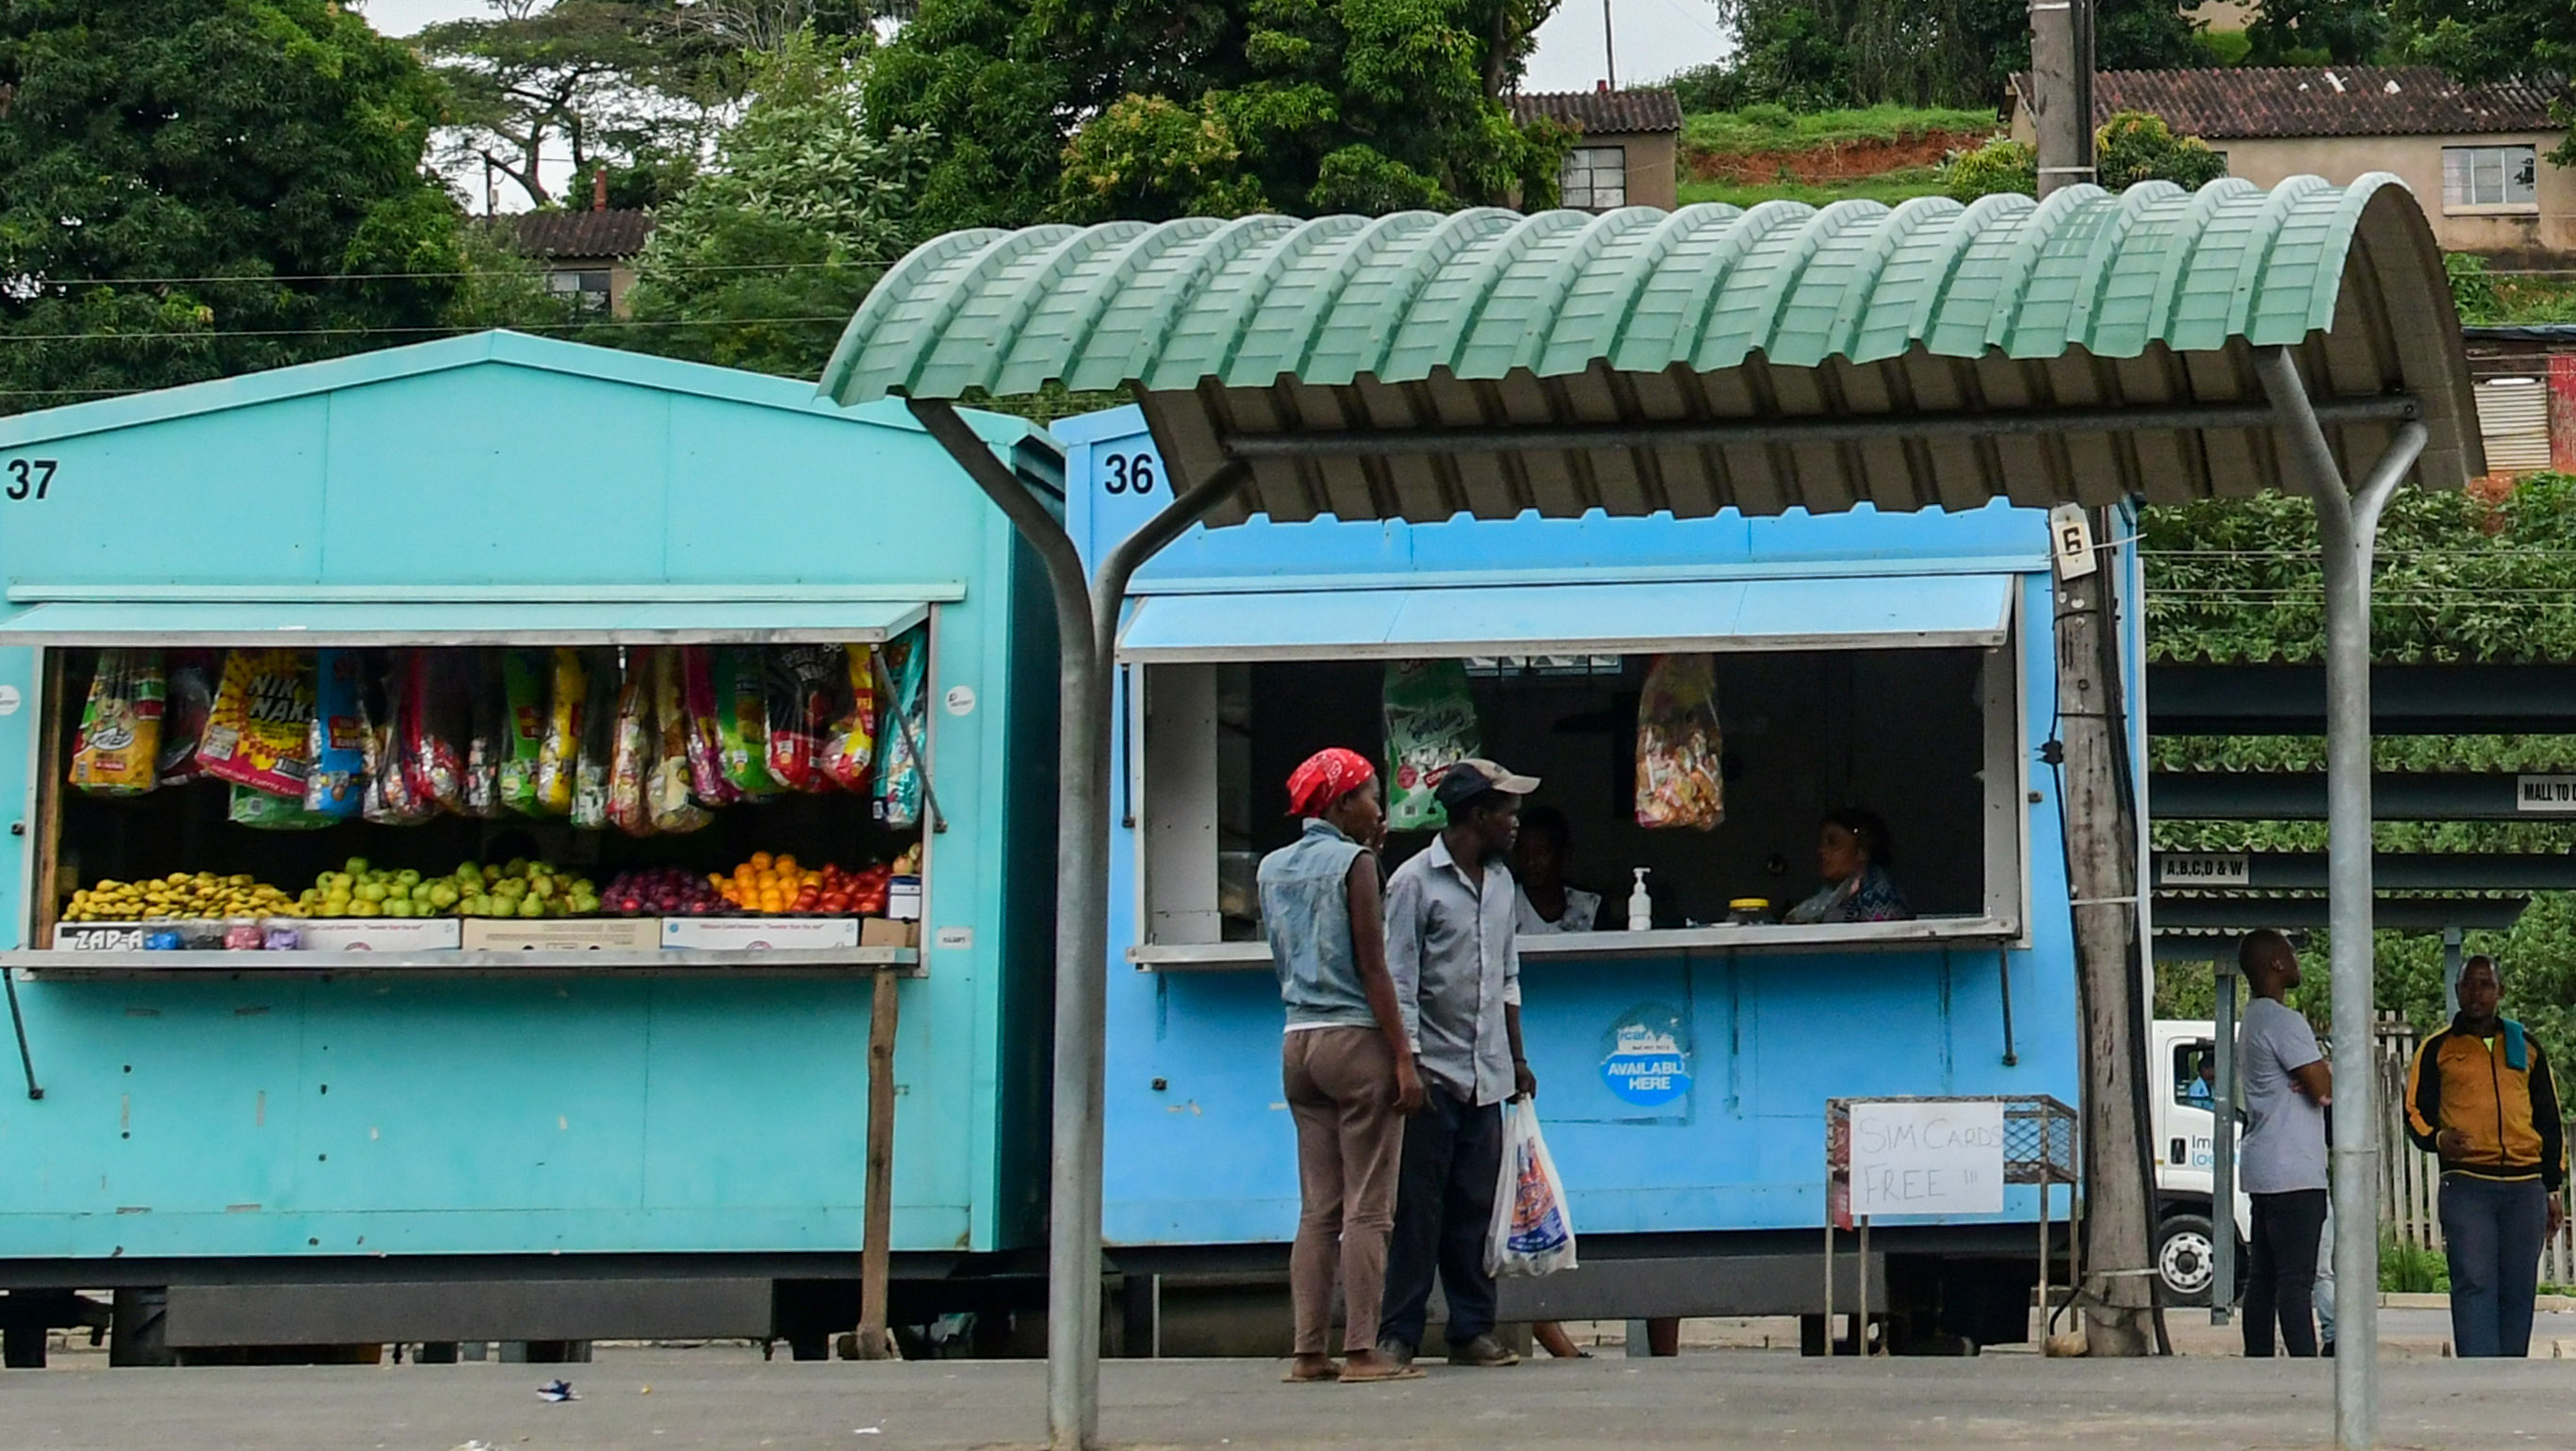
[2381,1233,2450,1294]
[1939,137,2035,200]
[1736,102,1798,132]
[2095,110,2226,191]
[2448,253,2503,321]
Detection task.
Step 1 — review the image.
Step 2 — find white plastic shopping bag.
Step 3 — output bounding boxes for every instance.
[1487,1097,1578,1278]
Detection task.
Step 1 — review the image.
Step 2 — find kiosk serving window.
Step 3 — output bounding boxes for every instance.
[9,598,943,968]
[1124,574,2027,963]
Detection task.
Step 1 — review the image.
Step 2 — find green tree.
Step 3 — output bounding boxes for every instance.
[1704,0,2194,111]
[2403,0,2576,167]
[0,0,474,413]
[2093,111,2225,190]
[2245,0,2389,64]
[417,0,714,209]
[616,35,924,378]
[869,0,1566,231]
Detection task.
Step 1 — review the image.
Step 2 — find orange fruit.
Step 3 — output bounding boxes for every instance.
[750,852,774,871]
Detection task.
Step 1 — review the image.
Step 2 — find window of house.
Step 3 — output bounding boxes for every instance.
[1560,146,1628,210]
[2443,145,2539,211]
[546,269,614,310]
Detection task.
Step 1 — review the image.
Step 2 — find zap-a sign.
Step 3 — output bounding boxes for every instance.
[1599,1003,1692,1109]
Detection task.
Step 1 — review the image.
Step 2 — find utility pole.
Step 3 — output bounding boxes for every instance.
[2032,0,2151,1360]
[1603,0,1617,90]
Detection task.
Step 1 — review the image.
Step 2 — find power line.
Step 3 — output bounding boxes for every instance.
[10,259,902,287]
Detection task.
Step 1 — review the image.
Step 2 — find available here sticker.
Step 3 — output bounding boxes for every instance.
[1600,1003,1692,1109]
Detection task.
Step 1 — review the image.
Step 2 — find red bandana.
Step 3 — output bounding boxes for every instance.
[1285,747,1377,818]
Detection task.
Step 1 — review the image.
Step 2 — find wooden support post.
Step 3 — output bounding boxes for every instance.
[856,965,903,1360]
[30,649,67,949]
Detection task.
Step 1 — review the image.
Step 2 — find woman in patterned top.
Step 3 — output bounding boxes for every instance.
[1784,807,1913,924]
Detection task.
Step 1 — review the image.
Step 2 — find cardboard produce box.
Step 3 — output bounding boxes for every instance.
[296,919,465,952]
[52,921,224,952]
[857,918,918,949]
[660,917,861,952]
[461,919,661,952]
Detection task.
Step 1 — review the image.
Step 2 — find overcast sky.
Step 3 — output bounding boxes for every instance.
[353,0,1733,93]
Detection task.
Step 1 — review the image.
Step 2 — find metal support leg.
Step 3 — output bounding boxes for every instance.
[2037,1173,2051,1346]
[1997,947,2018,1067]
[2212,952,2238,1326]
[2,968,41,1100]
[1822,1220,1834,1358]
[909,399,1245,1451]
[2261,347,2430,1451]
[1857,1216,1871,1355]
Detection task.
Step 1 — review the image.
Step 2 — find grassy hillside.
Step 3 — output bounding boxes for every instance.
[1677,169,1949,208]
[1681,103,1997,155]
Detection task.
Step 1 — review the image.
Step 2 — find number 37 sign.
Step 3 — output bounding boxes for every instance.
[1844,1100,2004,1216]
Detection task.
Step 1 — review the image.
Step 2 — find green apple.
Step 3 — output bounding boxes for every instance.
[516,895,545,919]
[344,857,370,877]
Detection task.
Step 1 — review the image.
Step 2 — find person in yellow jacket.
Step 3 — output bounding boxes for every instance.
[2405,956,2568,1358]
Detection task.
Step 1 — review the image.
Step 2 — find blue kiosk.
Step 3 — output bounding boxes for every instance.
[1058,402,2131,1352]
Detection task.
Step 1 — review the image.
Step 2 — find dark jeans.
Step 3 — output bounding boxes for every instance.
[2244,1188,2327,1358]
[1378,1085,1503,1350]
[2440,1176,2550,1358]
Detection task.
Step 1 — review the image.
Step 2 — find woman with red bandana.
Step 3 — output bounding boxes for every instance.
[1263,747,1427,1383]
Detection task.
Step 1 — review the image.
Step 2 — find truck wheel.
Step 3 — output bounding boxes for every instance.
[2156,1214,2216,1306]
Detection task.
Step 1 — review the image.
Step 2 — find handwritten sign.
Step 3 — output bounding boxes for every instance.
[1848,1100,2004,1216]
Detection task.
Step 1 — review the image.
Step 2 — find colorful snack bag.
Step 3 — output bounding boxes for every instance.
[873,627,928,830]
[155,653,216,788]
[398,650,465,812]
[607,646,659,837]
[821,644,880,791]
[301,649,367,821]
[69,648,166,795]
[570,647,621,831]
[677,646,740,807]
[1382,659,1478,833]
[764,645,842,792]
[532,647,587,815]
[200,649,318,799]
[645,645,711,834]
[362,660,433,826]
[715,646,780,797]
[457,650,505,819]
[498,649,548,814]
[1633,653,1725,830]
[229,783,334,830]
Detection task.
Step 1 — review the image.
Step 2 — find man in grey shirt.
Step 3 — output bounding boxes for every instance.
[1377,759,1540,1369]
[2236,929,2333,1358]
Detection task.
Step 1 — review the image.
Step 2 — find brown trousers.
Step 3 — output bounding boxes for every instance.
[1282,1025,1404,1355]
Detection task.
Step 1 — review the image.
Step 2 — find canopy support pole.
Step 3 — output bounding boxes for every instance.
[907,398,1244,1451]
[2259,346,2428,1451]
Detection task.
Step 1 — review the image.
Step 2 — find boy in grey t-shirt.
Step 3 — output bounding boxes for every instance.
[2236,930,2333,1357]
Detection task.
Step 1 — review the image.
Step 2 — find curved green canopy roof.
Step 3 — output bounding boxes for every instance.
[823,177,2477,524]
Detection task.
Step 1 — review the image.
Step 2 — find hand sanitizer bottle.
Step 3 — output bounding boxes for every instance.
[1627,867,1653,932]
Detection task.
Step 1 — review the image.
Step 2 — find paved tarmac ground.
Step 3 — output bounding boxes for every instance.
[14,1345,2576,1451]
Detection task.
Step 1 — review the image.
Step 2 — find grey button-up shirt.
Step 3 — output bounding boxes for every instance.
[1384,834,1522,1107]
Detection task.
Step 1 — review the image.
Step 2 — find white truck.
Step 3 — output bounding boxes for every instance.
[2150,1018,2254,1304]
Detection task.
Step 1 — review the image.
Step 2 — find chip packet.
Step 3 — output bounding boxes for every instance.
[200,649,318,800]
[645,644,711,834]
[498,649,548,814]
[155,653,217,788]
[302,648,367,821]
[69,648,166,795]
[570,648,620,832]
[872,628,928,830]
[765,645,842,792]
[532,647,587,816]
[821,644,880,791]
[715,646,781,798]
[677,646,740,807]
[1634,653,1725,830]
[1382,660,1478,833]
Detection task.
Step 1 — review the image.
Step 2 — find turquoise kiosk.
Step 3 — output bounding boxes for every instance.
[0,333,1057,1363]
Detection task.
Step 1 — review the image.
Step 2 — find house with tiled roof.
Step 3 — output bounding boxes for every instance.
[1510,86,1685,211]
[2011,67,2570,257]
[490,176,658,316]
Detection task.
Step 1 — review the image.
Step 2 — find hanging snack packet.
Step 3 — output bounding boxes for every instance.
[645,645,712,834]
[1382,659,1478,833]
[69,648,167,796]
[458,651,507,819]
[821,644,880,791]
[678,646,741,807]
[498,649,548,814]
[607,647,658,837]
[571,648,621,831]
[1634,653,1725,830]
[302,649,367,821]
[156,653,216,788]
[533,647,587,815]
[399,650,466,812]
[361,659,434,826]
[229,782,336,830]
[715,646,781,797]
[872,627,928,830]
[200,649,318,800]
[764,645,841,792]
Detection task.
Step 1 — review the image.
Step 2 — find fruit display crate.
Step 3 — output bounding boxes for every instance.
[5,945,922,980]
